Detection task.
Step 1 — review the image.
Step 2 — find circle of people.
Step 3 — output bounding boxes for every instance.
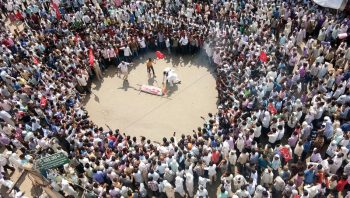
[0,0,350,198]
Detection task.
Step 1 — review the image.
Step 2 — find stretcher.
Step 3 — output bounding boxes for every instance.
[140,84,164,96]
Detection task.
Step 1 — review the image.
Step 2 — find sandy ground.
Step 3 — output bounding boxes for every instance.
[84,52,218,142]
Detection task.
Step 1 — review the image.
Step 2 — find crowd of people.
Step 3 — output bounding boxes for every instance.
[0,0,350,197]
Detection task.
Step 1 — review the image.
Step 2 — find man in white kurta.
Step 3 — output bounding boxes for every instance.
[185,164,194,197]
[117,61,131,80]
[163,180,175,198]
[175,173,186,197]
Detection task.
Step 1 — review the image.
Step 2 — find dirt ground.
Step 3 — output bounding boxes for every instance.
[84,52,218,142]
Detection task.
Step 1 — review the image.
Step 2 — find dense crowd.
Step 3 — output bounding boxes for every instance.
[0,0,350,197]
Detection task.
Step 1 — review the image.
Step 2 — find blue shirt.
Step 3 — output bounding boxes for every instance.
[279,36,286,45]
[274,82,282,92]
[303,140,312,153]
[304,169,315,184]
[278,63,286,70]
[93,171,105,184]
[258,158,269,170]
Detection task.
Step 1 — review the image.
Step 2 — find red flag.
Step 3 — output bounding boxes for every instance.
[40,96,47,108]
[259,51,268,63]
[155,51,165,59]
[89,48,95,66]
[51,1,61,19]
[33,57,39,65]
[280,147,292,162]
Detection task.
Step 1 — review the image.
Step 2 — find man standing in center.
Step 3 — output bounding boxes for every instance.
[118,61,132,81]
[146,58,156,78]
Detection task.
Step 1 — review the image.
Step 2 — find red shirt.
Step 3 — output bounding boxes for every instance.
[336,179,348,192]
[315,171,324,184]
[195,4,201,13]
[108,135,117,142]
[211,151,220,164]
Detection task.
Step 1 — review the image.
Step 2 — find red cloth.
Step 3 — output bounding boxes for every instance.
[280,147,292,162]
[259,51,268,63]
[51,1,61,19]
[33,57,39,65]
[89,48,95,66]
[268,102,277,115]
[40,96,47,108]
[156,51,165,59]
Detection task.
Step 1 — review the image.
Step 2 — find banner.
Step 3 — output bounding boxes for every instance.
[35,152,70,170]
[312,0,347,10]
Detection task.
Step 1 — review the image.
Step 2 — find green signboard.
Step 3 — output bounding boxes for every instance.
[36,152,70,170]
